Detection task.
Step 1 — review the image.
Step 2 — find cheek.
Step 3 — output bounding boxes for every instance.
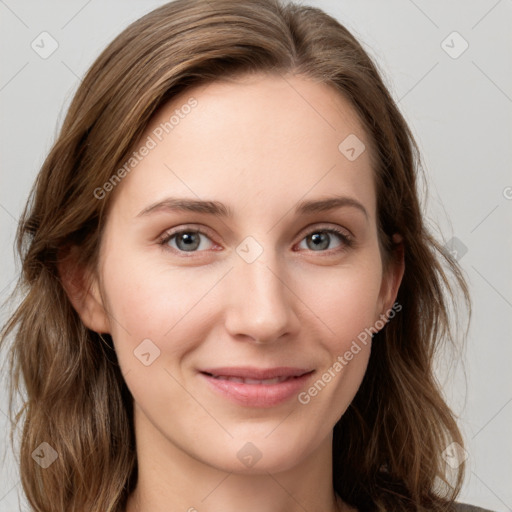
[294,265,380,428]
[100,252,220,364]
[305,261,383,344]
[100,260,213,413]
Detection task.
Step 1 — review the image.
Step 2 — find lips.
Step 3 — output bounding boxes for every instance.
[199,366,315,407]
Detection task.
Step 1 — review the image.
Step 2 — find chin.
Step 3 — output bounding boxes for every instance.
[197,430,316,475]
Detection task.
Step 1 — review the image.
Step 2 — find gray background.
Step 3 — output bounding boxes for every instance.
[1,0,511,510]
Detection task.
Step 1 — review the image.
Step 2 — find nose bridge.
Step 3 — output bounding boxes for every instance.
[224,238,298,343]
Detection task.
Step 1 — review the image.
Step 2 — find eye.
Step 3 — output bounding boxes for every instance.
[159,227,215,253]
[296,227,353,253]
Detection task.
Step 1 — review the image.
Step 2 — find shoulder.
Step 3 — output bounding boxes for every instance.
[453,502,496,512]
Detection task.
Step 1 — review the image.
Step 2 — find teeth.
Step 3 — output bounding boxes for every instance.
[212,375,291,384]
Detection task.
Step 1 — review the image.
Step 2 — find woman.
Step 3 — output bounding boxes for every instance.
[0,0,493,511]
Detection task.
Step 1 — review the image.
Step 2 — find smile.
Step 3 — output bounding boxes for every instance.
[199,367,315,407]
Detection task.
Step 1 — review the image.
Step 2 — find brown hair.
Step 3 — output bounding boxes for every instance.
[0,0,471,511]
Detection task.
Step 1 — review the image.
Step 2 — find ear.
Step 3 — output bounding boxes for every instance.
[57,246,111,334]
[376,234,405,318]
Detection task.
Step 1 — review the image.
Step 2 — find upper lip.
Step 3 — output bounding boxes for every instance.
[200,366,313,379]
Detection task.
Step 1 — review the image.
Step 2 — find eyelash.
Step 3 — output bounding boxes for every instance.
[157,224,354,256]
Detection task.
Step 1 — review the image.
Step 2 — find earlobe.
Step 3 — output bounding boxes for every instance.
[57,248,111,334]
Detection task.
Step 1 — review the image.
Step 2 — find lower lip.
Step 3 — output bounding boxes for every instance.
[200,371,314,407]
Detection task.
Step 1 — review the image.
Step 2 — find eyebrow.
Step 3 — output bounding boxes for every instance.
[136,195,368,220]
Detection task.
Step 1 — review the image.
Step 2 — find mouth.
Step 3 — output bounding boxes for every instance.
[198,366,315,407]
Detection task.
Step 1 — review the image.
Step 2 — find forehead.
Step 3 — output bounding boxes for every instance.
[108,73,376,222]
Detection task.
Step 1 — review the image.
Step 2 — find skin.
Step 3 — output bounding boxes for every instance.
[63,73,404,512]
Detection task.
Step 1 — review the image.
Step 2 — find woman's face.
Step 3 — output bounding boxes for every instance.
[84,73,402,474]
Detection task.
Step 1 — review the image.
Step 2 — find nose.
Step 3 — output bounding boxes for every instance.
[224,250,300,345]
